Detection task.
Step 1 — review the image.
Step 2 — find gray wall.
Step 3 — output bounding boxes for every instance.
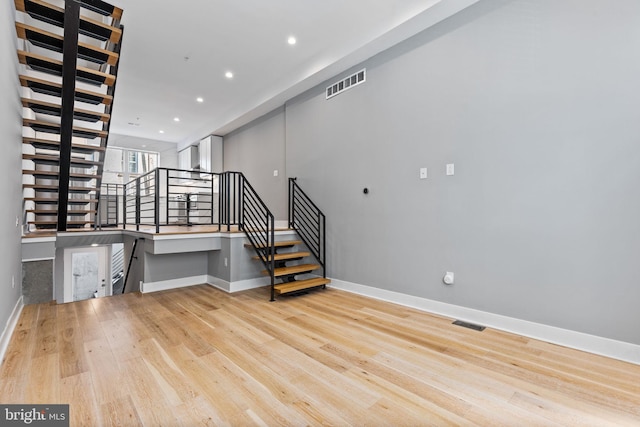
[144,251,208,284]
[0,1,25,334]
[224,0,640,345]
[224,107,288,219]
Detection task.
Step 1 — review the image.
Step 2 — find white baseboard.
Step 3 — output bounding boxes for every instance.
[142,274,269,294]
[207,275,270,293]
[0,296,24,366]
[141,275,209,293]
[329,278,640,365]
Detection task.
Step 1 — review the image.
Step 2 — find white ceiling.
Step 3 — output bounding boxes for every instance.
[107,0,479,148]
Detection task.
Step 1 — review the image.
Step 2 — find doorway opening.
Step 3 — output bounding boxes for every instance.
[63,243,125,303]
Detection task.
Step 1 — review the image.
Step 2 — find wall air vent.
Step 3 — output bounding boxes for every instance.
[326,69,366,99]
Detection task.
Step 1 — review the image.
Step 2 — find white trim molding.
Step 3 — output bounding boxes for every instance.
[207,276,270,293]
[328,278,640,366]
[140,275,209,293]
[0,296,24,366]
[141,275,269,295]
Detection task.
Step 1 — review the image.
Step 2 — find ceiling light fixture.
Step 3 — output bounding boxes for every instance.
[225,71,233,79]
[174,117,180,122]
[159,130,165,134]
[288,36,297,45]
[196,97,204,103]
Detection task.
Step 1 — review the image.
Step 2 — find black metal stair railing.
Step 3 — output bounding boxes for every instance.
[123,167,217,233]
[237,172,276,301]
[288,178,326,278]
[98,183,122,227]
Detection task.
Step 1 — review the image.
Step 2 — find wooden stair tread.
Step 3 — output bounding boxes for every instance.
[19,75,113,105]
[274,278,331,295]
[264,263,320,277]
[29,220,93,225]
[23,184,98,193]
[24,197,98,205]
[246,240,302,249]
[22,169,100,181]
[22,98,110,123]
[16,0,122,43]
[23,118,108,139]
[79,0,123,20]
[252,251,310,262]
[22,137,105,153]
[18,50,116,87]
[23,153,100,168]
[16,23,119,66]
[26,209,95,215]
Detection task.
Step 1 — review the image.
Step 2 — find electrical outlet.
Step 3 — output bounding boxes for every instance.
[273,170,279,177]
[443,272,454,285]
[446,164,455,176]
[419,167,427,179]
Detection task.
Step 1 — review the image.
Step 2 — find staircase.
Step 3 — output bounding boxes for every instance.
[241,174,329,300]
[247,240,330,297]
[16,0,124,232]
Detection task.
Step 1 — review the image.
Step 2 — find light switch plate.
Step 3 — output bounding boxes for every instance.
[446,164,455,176]
[419,167,427,179]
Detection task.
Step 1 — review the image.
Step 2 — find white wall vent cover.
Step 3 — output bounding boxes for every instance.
[326,69,366,99]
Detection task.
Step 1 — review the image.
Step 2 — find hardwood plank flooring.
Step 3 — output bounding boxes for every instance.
[1,285,639,426]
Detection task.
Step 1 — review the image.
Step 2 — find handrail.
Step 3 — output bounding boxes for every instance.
[122,238,138,294]
[288,178,326,278]
[238,173,276,301]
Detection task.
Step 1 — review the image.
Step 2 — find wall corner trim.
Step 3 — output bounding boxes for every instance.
[0,296,24,367]
[328,279,640,366]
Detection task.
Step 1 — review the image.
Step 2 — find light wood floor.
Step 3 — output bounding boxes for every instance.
[1,285,639,426]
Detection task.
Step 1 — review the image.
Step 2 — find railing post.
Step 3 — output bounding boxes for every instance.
[210,173,215,226]
[166,169,170,228]
[225,172,232,231]
[270,214,275,302]
[154,168,160,233]
[135,177,140,231]
[123,183,127,229]
[322,213,326,279]
[288,178,292,228]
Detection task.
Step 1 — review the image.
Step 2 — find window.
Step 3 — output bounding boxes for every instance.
[127,151,157,174]
[103,147,159,185]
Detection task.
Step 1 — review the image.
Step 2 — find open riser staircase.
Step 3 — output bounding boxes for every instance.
[16,0,123,232]
[239,173,329,301]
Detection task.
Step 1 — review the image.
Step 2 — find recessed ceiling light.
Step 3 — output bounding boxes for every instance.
[159,130,165,134]
[225,71,233,79]
[174,117,180,122]
[142,144,147,148]
[288,36,297,45]
[196,97,204,103]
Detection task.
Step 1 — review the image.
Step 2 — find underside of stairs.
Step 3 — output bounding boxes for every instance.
[16,0,124,232]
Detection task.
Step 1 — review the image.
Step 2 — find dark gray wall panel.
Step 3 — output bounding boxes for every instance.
[22,260,53,305]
